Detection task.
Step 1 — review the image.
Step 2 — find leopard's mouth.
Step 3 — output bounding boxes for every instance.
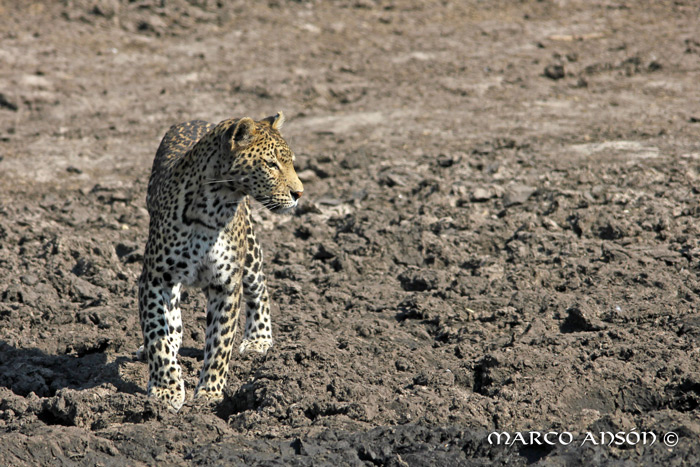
[256,195,298,214]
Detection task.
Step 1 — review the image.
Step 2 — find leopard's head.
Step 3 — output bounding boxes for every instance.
[219,112,303,213]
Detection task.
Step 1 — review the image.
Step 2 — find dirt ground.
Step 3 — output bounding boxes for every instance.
[1,0,700,465]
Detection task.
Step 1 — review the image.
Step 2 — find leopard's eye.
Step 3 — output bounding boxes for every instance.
[265,158,280,170]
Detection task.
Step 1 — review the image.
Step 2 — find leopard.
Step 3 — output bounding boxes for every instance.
[136,111,303,410]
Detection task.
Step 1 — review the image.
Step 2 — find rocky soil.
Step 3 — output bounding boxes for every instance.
[1,0,700,465]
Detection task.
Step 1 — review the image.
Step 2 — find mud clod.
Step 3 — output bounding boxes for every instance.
[544,64,566,80]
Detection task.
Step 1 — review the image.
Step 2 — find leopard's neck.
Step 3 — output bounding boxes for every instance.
[179,134,245,231]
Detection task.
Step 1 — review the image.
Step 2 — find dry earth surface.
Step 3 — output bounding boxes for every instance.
[1,0,700,465]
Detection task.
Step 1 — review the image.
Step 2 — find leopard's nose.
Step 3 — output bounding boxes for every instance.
[290,190,303,201]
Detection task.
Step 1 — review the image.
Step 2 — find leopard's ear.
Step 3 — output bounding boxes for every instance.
[261,111,285,131]
[228,117,256,147]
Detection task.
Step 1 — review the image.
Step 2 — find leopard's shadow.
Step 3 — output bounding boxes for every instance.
[179,346,204,360]
[0,340,144,398]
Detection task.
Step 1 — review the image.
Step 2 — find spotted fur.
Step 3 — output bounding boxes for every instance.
[137,112,303,410]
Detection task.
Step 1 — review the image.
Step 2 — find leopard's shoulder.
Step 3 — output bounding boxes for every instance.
[147,120,215,209]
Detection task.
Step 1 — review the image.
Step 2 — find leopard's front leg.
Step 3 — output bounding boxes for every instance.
[138,271,185,410]
[239,233,273,355]
[194,281,242,402]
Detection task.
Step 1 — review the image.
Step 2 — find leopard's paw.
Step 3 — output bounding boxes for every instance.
[135,345,146,361]
[193,386,224,405]
[148,379,185,412]
[239,338,272,355]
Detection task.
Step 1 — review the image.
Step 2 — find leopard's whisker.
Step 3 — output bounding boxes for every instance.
[203,178,236,185]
